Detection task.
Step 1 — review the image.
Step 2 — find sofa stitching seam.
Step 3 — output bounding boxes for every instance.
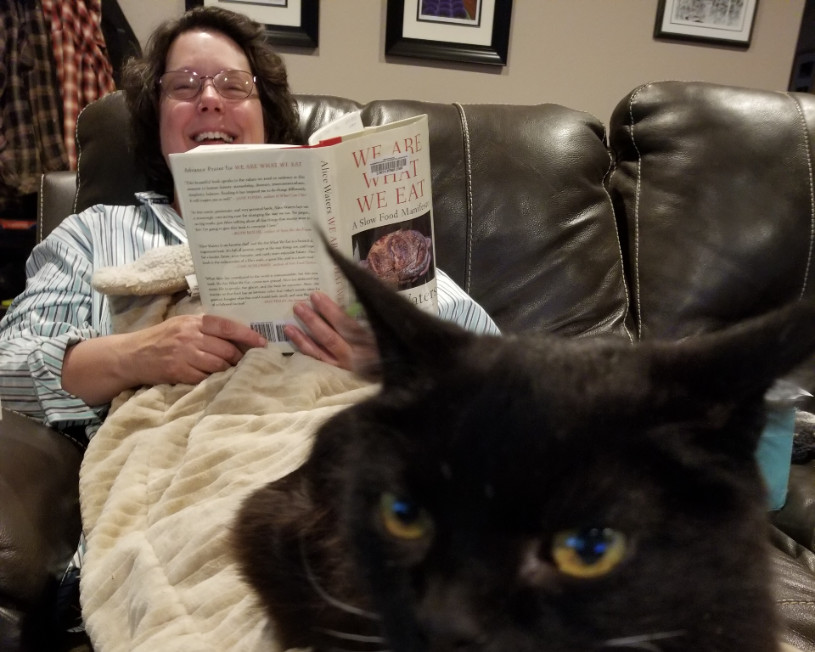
[600,126,635,344]
[785,91,815,299]
[628,84,647,340]
[37,174,46,244]
[453,102,474,293]
[776,599,815,606]
[57,429,88,452]
[74,97,90,215]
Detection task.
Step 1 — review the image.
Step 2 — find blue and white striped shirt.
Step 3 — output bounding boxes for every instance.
[0,192,499,437]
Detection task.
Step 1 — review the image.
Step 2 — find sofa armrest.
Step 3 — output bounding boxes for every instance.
[770,525,815,651]
[0,409,83,651]
[37,171,78,243]
[772,462,815,553]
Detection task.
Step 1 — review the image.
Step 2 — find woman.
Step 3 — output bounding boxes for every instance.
[0,6,497,440]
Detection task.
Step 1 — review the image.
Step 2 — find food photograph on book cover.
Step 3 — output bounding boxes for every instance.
[352,216,435,291]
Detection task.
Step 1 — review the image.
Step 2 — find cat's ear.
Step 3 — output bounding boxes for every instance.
[649,300,815,405]
[325,241,475,385]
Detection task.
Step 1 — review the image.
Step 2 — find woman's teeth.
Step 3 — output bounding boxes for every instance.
[195,132,234,143]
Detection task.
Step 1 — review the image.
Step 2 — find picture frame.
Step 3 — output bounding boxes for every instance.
[185,0,318,48]
[790,50,815,93]
[385,0,513,66]
[654,0,758,48]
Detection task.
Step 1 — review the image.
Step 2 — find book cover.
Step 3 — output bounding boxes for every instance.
[169,113,436,347]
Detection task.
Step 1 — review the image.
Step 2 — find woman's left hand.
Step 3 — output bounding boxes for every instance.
[284,292,379,375]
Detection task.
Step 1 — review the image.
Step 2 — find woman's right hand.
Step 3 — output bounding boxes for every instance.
[62,314,267,406]
[284,291,380,376]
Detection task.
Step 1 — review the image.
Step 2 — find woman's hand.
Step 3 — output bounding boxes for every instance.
[284,292,380,376]
[62,314,267,405]
[125,314,268,385]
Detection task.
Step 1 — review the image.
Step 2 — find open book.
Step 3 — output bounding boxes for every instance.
[168,113,436,348]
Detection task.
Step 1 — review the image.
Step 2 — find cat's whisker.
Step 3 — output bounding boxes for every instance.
[600,630,686,651]
[299,537,382,621]
[316,627,387,643]
[314,627,391,652]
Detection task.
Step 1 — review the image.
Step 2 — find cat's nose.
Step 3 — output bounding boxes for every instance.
[416,588,486,649]
[420,614,484,650]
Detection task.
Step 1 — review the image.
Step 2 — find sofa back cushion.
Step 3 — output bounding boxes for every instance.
[297,96,632,337]
[608,81,815,340]
[69,91,632,338]
[75,92,148,211]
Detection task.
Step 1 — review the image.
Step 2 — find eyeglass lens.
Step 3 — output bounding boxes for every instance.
[161,70,255,100]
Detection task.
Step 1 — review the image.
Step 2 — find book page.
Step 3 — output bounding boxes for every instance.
[170,146,337,345]
[307,110,364,145]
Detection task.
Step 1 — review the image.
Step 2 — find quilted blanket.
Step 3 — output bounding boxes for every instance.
[79,348,375,651]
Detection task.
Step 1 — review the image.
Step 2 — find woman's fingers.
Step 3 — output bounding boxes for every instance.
[286,293,379,374]
[289,299,349,366]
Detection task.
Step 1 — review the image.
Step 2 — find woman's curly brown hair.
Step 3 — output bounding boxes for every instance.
[120,6,301,198]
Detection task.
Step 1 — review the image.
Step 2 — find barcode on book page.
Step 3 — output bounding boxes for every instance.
[250,321,290,343]
[370,155,409,176]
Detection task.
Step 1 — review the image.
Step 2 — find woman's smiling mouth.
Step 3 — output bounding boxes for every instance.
[194,131,235,143]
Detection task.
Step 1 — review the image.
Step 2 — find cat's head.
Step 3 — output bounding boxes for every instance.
[303,250,815,652]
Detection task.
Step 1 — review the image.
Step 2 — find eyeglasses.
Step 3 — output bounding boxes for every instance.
[159,69,256,101]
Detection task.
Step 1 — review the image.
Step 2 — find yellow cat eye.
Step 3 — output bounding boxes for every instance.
[551,528,627,579]
[379,493,432,540]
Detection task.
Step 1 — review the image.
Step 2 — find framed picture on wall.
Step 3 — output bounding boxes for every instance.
[386,0,513,66]
[790,50,815,93]
[654,0,758,48]
[185,0,318,48]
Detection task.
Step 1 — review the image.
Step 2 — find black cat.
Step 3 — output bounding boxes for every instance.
[235,250,815,652]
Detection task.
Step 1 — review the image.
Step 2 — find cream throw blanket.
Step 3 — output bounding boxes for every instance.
[81,246,375,650]
[79,348,374,651]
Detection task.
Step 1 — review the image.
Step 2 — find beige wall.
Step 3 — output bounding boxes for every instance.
[120,0,804,123]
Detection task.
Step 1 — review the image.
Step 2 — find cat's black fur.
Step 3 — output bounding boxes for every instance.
[235,250,815,652]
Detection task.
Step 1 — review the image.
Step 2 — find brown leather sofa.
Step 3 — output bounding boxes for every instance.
[1,82,814,650]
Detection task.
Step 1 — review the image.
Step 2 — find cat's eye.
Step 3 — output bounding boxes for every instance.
[379,493,433,540]
[551,528,626,579]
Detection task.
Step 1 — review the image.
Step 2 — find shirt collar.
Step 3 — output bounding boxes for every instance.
[135,191,187,243]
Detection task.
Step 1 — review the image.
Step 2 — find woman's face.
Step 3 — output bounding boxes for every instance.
[159,29,266,165]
